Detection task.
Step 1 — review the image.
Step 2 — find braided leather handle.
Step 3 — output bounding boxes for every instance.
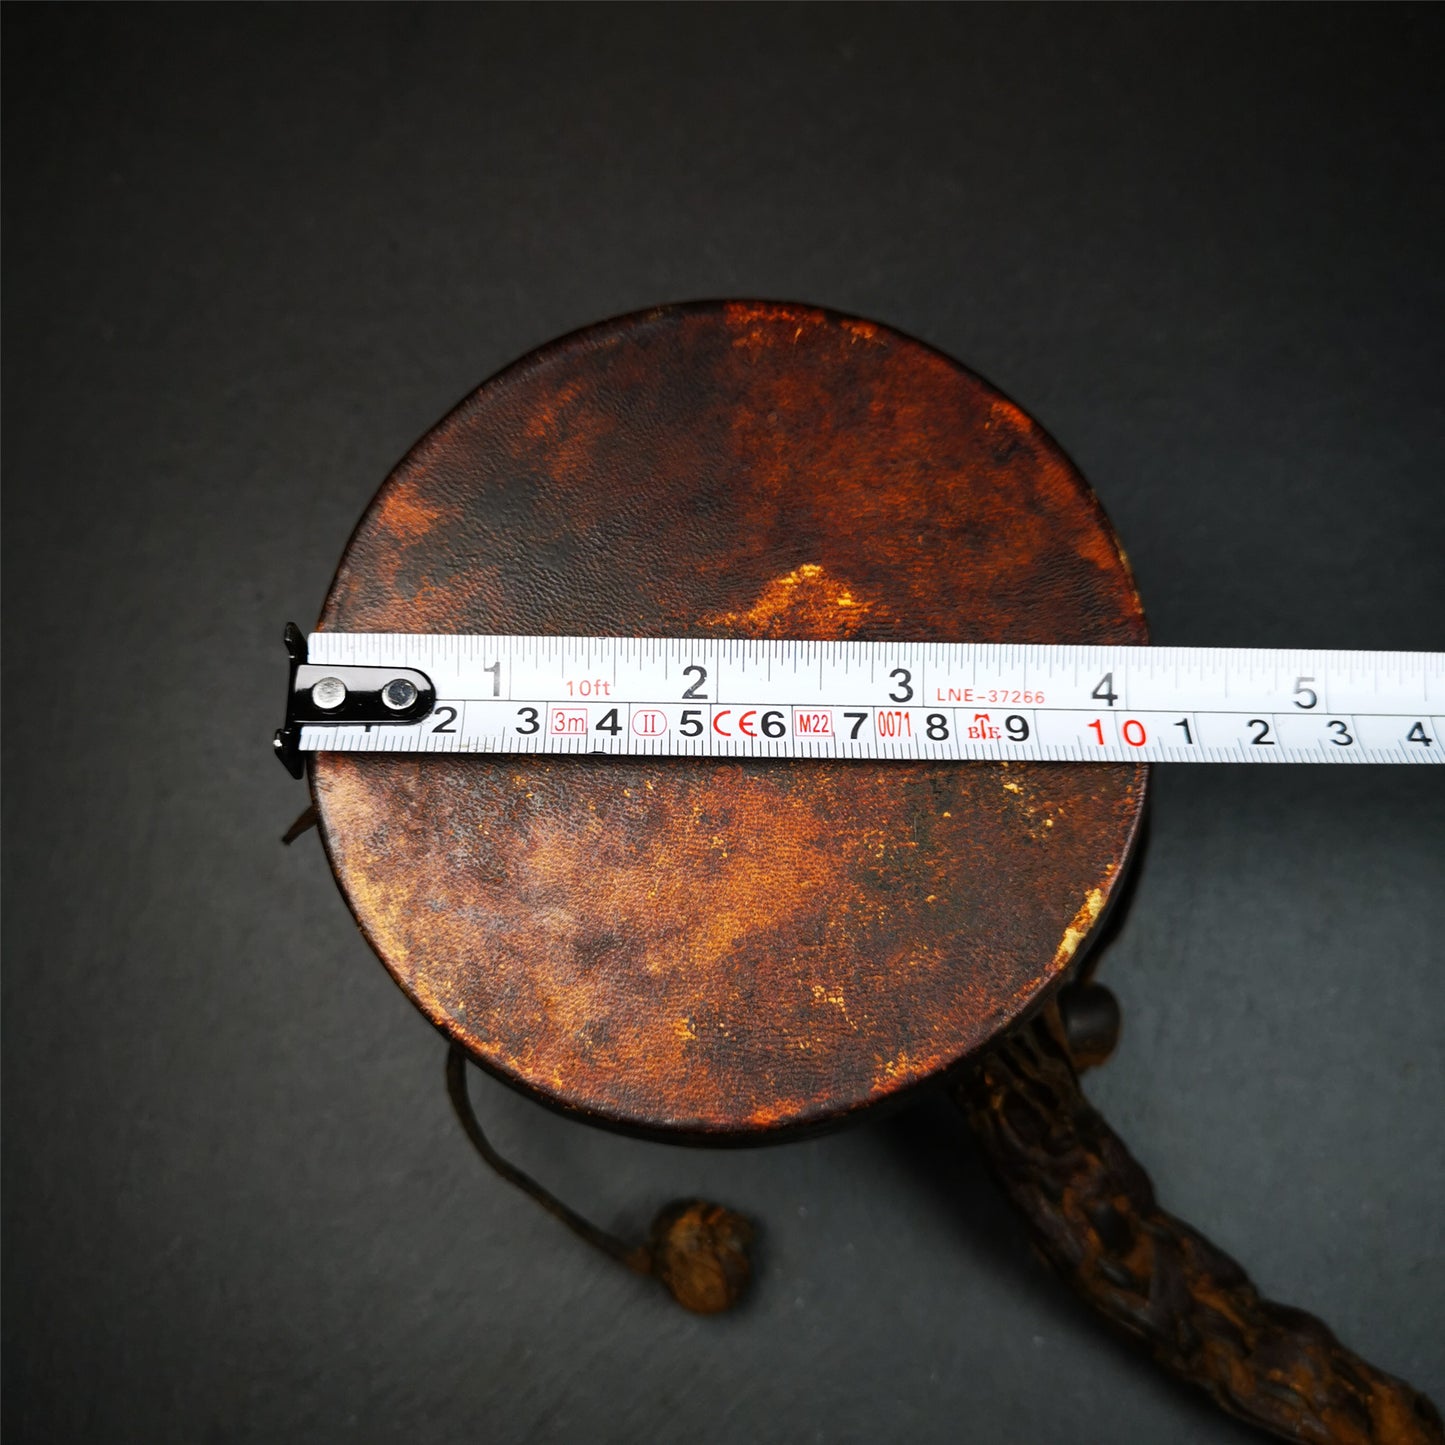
[955,1004,1443,1444]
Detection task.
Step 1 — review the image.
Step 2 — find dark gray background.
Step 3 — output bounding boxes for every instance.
[4,6,1442,1442]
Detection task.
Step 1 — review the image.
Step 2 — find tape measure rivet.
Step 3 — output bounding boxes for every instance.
[311,677,347,710]
[382,678,418,711]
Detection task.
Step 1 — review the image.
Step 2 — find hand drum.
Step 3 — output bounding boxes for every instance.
[302,302,1440,1444]
[311,301,1145,1136]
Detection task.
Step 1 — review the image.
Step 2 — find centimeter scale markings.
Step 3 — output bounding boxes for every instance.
[299,634,1445,765]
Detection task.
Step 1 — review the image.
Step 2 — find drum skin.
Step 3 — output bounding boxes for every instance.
[311,301,1147,1138]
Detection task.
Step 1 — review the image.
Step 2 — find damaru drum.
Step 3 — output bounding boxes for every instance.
[310,300,1145,1135]
[301,302,1439,1444]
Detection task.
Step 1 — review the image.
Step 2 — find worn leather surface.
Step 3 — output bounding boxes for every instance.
[313,302,1147,1136]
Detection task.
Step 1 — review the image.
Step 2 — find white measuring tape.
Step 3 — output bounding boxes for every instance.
[294,634,1444,765]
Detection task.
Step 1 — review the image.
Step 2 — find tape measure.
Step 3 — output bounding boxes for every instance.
[274,626,1443,772]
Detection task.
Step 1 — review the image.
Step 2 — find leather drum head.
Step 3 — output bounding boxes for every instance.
[312,302,1147,1139]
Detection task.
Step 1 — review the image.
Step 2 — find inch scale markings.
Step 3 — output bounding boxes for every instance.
[297,635,1444,765]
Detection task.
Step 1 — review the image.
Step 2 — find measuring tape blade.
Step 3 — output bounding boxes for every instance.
[287,634,1445,766]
